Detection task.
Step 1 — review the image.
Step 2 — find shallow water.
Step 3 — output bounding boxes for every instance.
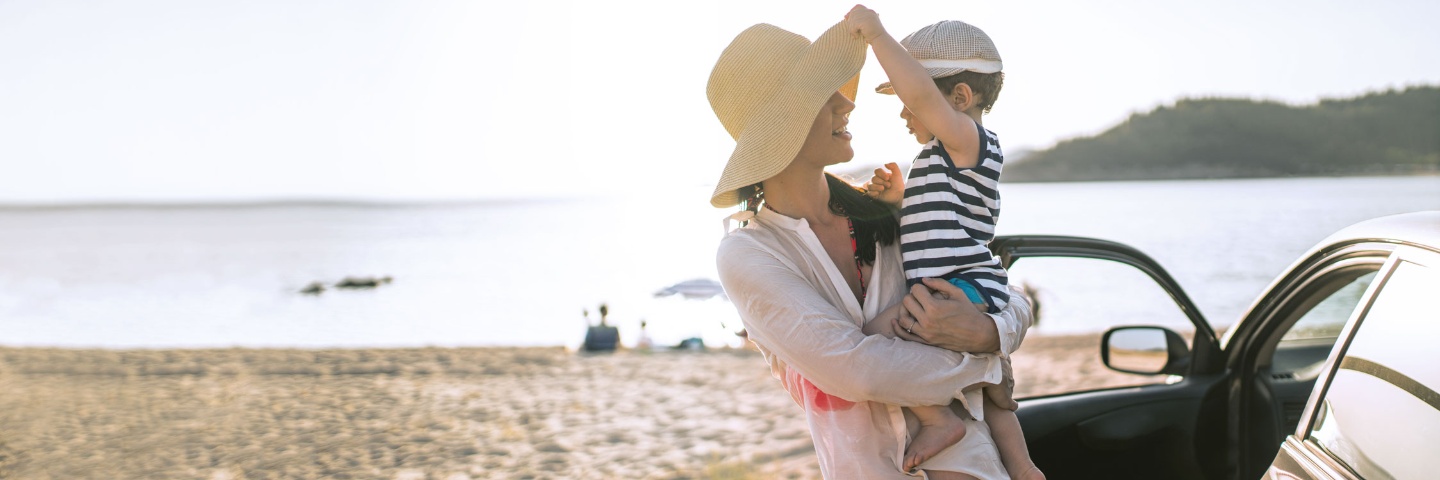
[0,175,1435,349]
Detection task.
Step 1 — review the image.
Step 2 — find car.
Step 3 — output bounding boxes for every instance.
[992,211,1440,480]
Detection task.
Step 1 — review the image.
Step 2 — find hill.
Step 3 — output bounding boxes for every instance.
[1004,86,1440,182]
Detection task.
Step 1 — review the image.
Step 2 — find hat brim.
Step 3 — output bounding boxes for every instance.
[709,21,866,208]
[874,58,1002,95]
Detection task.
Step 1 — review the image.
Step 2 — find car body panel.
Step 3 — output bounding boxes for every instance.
[1265,243,1440,479]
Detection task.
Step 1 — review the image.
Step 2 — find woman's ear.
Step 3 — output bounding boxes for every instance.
[949,83,980,111]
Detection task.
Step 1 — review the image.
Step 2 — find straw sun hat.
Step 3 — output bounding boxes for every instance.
[874,20,1002,95]
[707,21,866,208]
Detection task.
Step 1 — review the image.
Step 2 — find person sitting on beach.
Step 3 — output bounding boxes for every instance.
[709,17,1035,479]
[581,304,619,352]
[848,6,1043,478]
[636,319,653,350]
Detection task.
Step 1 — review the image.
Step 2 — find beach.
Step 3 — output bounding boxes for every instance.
[0,334,1157,479]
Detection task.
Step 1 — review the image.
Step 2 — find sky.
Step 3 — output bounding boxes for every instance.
[2,0,1437,204]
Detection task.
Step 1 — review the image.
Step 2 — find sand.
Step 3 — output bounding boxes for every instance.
[0,334,1162,479]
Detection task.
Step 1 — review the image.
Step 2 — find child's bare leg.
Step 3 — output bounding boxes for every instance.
[984,398,1044,480]
[904,405,968,472]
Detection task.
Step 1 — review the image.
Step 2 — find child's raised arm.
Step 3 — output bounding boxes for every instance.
[846,5,981,168]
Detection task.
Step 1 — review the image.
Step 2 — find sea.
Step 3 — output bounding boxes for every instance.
[1,176,1436,350]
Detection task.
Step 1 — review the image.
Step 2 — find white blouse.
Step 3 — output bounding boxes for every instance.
[717,207,1033,479]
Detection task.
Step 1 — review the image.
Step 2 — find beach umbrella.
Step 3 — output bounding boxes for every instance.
[649,278,744,347]
[653,278,728,301]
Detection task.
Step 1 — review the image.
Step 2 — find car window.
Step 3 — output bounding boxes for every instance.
[1281,271,1376,343]
[1262,269,1379,382]
[1306,260,1440,480]
[1007,257,1197,397]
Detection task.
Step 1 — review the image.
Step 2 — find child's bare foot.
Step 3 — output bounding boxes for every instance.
[904,412,967,471]
[1013,464,1045,480]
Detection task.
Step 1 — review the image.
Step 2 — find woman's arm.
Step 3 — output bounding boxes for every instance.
[717,238,1003,408]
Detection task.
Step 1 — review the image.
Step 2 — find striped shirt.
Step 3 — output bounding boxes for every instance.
[898,124,1009,313]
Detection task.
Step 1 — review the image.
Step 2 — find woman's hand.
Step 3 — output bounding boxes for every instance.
[891,277,1001,353]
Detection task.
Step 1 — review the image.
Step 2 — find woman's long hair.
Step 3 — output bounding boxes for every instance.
[737,173,898,265]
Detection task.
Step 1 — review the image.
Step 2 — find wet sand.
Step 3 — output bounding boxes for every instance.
[0,334,1158,479]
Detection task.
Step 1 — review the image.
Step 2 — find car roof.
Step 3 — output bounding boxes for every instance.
[1314,210,1440,252]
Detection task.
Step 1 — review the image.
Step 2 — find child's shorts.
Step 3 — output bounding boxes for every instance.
[947,277,990,307]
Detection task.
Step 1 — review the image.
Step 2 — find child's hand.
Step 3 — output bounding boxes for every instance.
[844,4,887,44]
[863,162,905,205]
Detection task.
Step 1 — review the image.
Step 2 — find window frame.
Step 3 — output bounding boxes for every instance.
[991,235,1218,362]
[1248,257,1385,373]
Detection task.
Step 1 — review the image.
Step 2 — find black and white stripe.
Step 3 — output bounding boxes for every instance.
[898,126,1008,312]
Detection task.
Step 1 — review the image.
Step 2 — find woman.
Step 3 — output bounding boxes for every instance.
[708,20,1034,479]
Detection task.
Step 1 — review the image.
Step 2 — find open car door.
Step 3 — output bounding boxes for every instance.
[992,235,1225,480]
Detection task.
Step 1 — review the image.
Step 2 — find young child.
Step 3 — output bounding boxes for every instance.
[848,6,1044,479]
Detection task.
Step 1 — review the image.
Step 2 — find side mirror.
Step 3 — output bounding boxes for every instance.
[1102,326,1190,376]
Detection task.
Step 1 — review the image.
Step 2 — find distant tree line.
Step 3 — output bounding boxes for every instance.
[1004,86,1440,182]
